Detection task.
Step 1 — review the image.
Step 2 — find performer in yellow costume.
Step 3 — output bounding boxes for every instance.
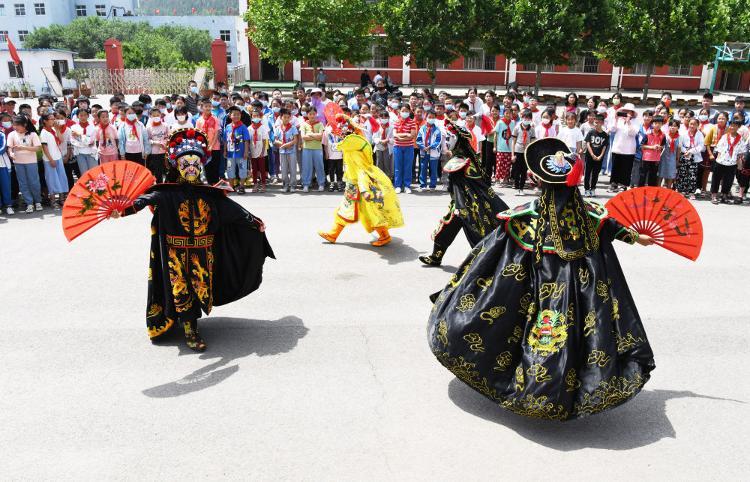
[319,114,404,246]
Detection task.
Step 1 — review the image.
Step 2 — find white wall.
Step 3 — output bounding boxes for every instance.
[0,49,76,94]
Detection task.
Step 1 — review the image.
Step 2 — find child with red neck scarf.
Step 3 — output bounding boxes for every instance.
[146,107,169,182]
[117,106,150,165]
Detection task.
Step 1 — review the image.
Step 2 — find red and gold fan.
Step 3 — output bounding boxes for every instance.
[605,186,703,261]
[324,102,344,135]
[62,161,155,241]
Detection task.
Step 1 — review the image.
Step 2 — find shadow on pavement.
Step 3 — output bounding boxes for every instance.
[337,238,420,265]
[142,316,308,398]
[448,378,743,450]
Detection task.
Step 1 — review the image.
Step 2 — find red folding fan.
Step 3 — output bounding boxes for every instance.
[324,102,344,135]
[605,186,703,261]
[62,161,155,241]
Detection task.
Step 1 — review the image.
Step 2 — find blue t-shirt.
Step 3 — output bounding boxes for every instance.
[274,124,299,154]
[494,119,514,152]
[224,123,250,158]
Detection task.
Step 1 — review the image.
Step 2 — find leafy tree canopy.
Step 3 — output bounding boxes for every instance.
[23,16,211,68]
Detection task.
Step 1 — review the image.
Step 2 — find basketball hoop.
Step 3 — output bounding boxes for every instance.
[709,42,750,93]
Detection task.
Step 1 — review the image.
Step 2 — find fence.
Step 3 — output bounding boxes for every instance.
[86,68,201,95]
[230,64,248,86]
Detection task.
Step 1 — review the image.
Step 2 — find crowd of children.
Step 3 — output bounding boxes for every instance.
[0,83,748,216]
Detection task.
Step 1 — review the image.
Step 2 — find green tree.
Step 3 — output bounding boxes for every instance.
[597,0,731,100]
[23,16,211,68]
[482,0,609,95]
[376,0,483,89]
[245,0,375,78]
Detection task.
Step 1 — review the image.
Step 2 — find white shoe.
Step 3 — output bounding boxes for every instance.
[395,187,402,194]
[25,205,34,214]
[35,203,43,211]
[417,187,424,192]
[318,186,324,192]
[5,207,13,215]
[303,186,309,193]
[405,188,412,194]
[429,187,436,191]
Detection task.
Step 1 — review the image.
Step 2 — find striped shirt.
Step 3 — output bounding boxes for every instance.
[393,117,416,147]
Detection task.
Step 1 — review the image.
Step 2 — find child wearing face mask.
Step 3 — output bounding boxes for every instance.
[416,111,443,191]
[510,109,535,195]
[53,111,75,190]
[7,116,43,212]
[95,110,119,163]
[372,111,394,179]
[392,104,417,193]
[535,109,558,139]
[39,113,69,208]
[494,107,515,186]
[170,106,193,133]
[118,107,150,165]
[146,108,169,182]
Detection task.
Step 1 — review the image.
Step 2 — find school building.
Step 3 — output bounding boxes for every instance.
[246,43,750,93]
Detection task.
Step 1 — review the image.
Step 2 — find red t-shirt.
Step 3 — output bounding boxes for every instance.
[393,117,416,147]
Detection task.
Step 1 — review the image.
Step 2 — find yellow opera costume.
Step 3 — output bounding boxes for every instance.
[319,132,404,246]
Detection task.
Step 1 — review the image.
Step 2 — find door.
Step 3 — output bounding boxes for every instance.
[260,58,280,80]
[52,59,69,82]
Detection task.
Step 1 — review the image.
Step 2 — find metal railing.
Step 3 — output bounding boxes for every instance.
[87,68,198,95]
[230,64,247,86]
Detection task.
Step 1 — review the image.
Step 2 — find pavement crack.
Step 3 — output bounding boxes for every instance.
[357,326,394,476]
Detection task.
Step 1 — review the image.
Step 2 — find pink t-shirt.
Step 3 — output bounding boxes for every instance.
[147,123,169,155]
[96,124,118,157]
[196,114,220,151]
[7,131,41,164]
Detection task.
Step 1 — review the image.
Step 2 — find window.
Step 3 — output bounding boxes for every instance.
[226,52,231,64]
[357,44,388,69]
[0,4,5,16]
[8,61,23,78]
[311,56,340,68]
[33,2,44,14]
[523,62,555,72]
[17,29,28,42]
[415,58,449,70]
[95,4,106,16]
[0,30,8,42]
[632,64,653,75]
[668,65,692,76]
[14,3,24,15]
[219,30,230,42]
[75,4,86,16]
[569,53,599,73]
[463,48,494,70]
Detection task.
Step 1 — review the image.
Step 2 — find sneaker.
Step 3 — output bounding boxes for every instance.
[429,187,436,192]
[237,185,246,194]
[260,184,266,193]
[35,203,43,211]
[395,187,402,194]
[517,190,523,196]
[25,205,34,214]
[404,187,412,194]
[417,187,424,192]
[303,186,310,193]
[5,207,13,215]
[318,186,325,192]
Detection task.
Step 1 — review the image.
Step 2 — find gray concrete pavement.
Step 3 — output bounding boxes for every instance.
[1,185,748,480]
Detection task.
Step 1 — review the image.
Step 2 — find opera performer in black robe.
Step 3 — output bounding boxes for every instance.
[419,119,508,267]
[427,138,656,420]
[116,128,275,351]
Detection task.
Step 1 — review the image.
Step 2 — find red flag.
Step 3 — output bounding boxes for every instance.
[479,114,495,136]
[6,34,21,65]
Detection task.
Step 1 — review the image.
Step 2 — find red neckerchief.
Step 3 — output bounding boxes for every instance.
[281,122,292,142]
[201,114,216,131]
[521,125,529,145]
[727,133,741,157]
[668,132,679,153]
[436,114,445,120]
[232,121,246,143]
[424,124,432,146]
[98,124,111,145]
[44,127,61,146]
[544,123,553,138]
[688,131,696,148]
[125,119,139,139]
[565,105,576,112]
[499,119,511,143]
[714,125,725,146]
[79,121,89,130]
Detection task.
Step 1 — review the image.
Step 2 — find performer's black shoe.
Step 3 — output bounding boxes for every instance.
[183,322,207,352]
[419,247,444,267]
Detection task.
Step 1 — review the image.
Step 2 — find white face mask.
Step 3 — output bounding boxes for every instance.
[1,121,11,128]
[56,119,66,126]
[612,98,621,106]
[176,115,187,122]
[698,114,709,122]
[541,118,551,125]
[458,111,468,119]
[400,111,410,119]
[597,106,607,113]
[445,104,455,111]
[126,113,137,121]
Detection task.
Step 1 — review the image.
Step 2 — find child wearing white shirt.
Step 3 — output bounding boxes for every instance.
[557,112,584,154]
[373,112,394,179]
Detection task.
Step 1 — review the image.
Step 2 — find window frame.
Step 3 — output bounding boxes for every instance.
[17,29,28,42]
[667,65,692,76]
[95,4,106,16]
[8,60,24,78]
[310,56,341,69]
[33,2,44,15]
[632,63,654,75]
[225,52,232,64]
[219,29,231,42]
[356,44,388,69]
[13,2,25,16]
[0,30,8,42]
[463,47,496,71]
[75,4,87,16]
[568,53,599,73]
[0,4,5,16]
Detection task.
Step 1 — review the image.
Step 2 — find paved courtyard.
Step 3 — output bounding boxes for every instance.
[1,186,748,480]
